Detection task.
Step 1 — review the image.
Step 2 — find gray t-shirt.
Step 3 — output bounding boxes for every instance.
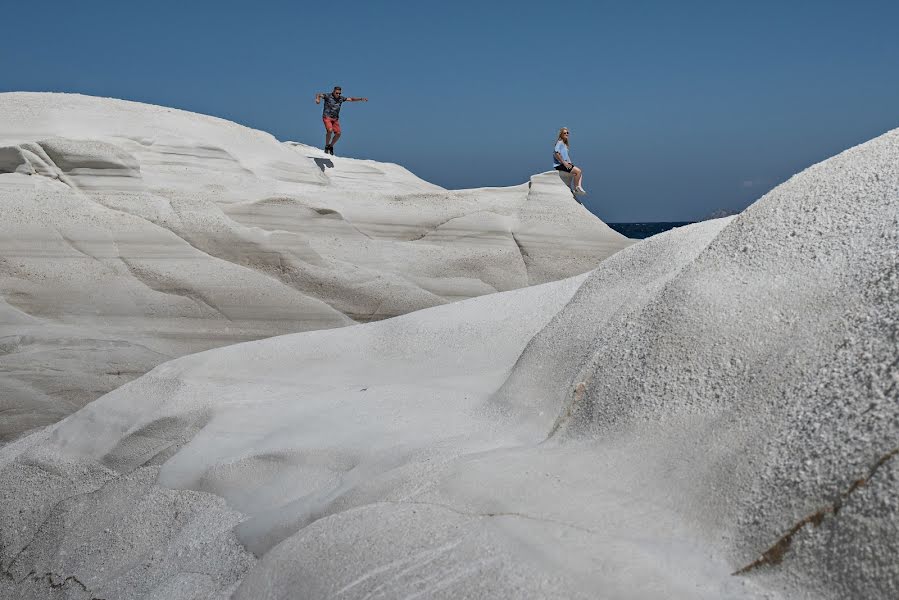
[321,93,347,119]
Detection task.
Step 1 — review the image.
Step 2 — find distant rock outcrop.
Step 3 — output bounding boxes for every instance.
[701,207,741,220]
[0,93,631,442]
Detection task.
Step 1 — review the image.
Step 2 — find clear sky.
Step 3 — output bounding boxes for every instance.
[2,0,898,221]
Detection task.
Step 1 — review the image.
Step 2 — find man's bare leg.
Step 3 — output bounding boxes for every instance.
[325,130,333,148]
[331,132,341,147]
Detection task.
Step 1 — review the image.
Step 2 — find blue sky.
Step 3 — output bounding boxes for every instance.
[2,0,898,221]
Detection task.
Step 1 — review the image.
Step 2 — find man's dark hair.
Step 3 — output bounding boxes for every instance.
[333,86,342,91]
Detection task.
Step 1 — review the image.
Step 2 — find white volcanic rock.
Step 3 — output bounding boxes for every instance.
[0,92,631,442]
[2,103,895,598]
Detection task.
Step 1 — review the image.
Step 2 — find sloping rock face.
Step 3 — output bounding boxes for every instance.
[491,125,899,598]
[0,92,631,442]
[1,125,895,599]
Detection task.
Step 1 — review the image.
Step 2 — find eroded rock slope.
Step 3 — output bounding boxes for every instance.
[0,92,631,442]
[3,96,893,600]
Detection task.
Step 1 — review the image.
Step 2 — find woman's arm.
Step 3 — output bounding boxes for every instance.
[554,150,572,168]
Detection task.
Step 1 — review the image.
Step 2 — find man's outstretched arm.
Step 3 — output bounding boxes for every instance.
[315,93,323,104]
[346,97,369,102]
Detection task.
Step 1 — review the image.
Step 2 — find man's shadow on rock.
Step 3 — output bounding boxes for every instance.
[314,157,335,171]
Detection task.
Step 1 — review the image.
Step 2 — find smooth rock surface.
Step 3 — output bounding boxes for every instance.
[0,92,632,443]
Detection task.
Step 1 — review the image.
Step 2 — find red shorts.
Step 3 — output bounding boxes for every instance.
[322,117,341,134]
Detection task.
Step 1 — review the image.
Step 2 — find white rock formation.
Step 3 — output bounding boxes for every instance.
[1,121,895,599]
[0,93,631,442]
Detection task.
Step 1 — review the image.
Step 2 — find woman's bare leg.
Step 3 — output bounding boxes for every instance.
[573,167,584,189]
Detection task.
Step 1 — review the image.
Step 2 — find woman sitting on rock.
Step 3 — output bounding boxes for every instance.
[553,127,586,195]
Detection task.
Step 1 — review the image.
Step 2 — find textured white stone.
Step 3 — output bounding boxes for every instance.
[0,92,631,442]
[2,97,894,600]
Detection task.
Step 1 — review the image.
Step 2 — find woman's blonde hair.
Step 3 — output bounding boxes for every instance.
[557,127,569,147]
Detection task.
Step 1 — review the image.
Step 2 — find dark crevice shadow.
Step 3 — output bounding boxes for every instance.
[556,171,583,204]
[314,158,334,171]
[556,170,574,186]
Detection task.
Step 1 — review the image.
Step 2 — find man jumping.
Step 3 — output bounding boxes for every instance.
[315,86,368,155]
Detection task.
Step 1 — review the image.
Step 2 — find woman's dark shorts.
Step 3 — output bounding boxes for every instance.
[555,163,575,173]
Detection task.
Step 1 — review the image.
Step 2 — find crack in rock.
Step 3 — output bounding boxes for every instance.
[545,378,591,440]
[405,210,490,242]
[389,500,597,535]
[2,474,116,575]
[510,232,530,260]
[733,445,899,575]
[510,232,531,286]
[2,567,104,600]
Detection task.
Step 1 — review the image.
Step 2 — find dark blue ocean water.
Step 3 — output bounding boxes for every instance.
[607,222,694,239]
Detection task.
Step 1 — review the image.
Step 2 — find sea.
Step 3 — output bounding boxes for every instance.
[607,222,694,240]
